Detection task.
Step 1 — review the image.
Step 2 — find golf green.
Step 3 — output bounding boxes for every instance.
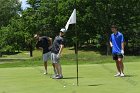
[0,62,140,93]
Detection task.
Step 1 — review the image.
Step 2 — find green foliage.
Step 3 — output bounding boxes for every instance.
[0,0,21,27]
[0,0,21,52]
[0,0,139,55]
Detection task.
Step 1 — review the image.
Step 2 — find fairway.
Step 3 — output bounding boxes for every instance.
[0,62,140,93]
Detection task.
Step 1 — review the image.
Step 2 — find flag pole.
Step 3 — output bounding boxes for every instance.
[75,23,79,86]
[74,0,78,86]
[65,0,78,86]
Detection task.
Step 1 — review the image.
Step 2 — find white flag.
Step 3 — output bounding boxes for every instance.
[65,9,76,30]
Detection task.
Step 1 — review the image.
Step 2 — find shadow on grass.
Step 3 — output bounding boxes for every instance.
[1,51,21,55]
[124,74,137,77]
[88,84,103,87]
[68,45,108,55]
[63,77,83,79]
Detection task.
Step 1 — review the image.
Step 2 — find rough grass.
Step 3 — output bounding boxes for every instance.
[0,47,140,68]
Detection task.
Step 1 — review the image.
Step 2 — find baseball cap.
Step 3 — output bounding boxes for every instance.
[34,34,39,38]
[60,28,66,33]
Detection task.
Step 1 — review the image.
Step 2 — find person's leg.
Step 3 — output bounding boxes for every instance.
[56,54,63,78]
[118,58,124,73]
[54,63,63,79]
[118,58,124,77]
[43,53,49,74]
[52,63,57,75]
[55,63,60,75]
[51,53,57,75]
[115,60,121,73]
[54,54,63,78]
[44,62,47,74]
[58,63,63,77]
[113,54,121,76]
[51,53,63,79]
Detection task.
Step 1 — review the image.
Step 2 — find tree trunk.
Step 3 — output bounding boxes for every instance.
[0,52,2,57]
[106,42,110,56]
[29,42,33,57]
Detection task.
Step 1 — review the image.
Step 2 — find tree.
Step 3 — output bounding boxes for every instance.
[0,0,21,56]
[0,0,139,56]
[0,0,21,27]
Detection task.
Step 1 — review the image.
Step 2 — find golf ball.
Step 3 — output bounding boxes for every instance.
[63,86,66,88]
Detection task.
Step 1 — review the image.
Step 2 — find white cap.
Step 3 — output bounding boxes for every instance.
[34,34,39,38]
[60,28,66,33]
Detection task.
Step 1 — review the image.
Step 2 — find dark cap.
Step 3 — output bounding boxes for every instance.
[111,25,117,28]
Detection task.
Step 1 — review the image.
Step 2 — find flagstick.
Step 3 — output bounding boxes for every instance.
[74,0,78,86]
[75,23,79,86]
[65,1,78,86]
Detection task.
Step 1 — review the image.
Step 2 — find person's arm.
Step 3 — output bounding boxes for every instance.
[109,36,113,47]
[57,37,64,58]
[57,44,64,58]
[110,41,113,47]
[121,42,124,51]
[48,37,52,46]
[121,42,124,55]
[58,44,64,56]
[121,34,125,55]
[36,46,43,50]
[36,40,43,50]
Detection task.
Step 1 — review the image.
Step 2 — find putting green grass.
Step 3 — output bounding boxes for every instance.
[0,62,140,93]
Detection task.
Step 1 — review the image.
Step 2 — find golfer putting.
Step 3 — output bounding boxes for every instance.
[51,28,66,79]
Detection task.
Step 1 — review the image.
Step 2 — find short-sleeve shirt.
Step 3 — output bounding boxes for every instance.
[110,31,124,54]
[51,36,64,54]
[36,36,50,54]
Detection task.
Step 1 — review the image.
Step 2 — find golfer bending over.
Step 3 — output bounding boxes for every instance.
[34,34,52,75]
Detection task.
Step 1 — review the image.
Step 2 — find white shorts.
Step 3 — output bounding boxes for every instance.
[43,52,51,62]
[51,53,60,63]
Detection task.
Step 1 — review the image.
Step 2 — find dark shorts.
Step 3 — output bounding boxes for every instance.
[112,54,123,60]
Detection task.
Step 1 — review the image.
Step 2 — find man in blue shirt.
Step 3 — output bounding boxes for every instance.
[110,25,125,77]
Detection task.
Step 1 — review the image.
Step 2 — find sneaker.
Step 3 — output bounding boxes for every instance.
[120,73,125,77]
[51,74,59,79]
[55,75,63,79]
[44,72,48,75]
[114,73,120,77]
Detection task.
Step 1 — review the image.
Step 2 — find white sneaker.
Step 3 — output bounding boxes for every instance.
[55,75,63,79]
[114,73,120,77]
[51,74,59,79]
[44,72,48,75]
[120,73,125,77]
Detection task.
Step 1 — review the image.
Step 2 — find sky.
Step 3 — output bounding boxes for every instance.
[20,0,30,10]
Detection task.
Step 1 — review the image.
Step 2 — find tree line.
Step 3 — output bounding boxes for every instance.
[0,0,140,56]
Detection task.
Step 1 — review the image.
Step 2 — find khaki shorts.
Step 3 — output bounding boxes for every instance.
[51,53,60,63]
[43,52,51,62]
